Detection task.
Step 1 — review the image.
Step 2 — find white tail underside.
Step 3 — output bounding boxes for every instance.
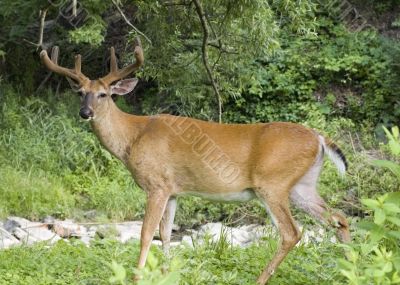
[318,135,346,176]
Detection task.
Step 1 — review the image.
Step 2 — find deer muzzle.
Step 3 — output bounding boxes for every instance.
[80,93,94,120]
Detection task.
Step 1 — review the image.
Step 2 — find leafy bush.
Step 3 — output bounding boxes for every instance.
[339,126,400,284]
[339,193,400,285]
[373,126,400,179]
[224,20,400,126]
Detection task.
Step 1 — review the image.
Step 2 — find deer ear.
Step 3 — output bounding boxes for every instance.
[66,77,81,92]
[111,78,139,96]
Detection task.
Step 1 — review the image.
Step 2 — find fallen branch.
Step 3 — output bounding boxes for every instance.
[111,0,152,45]
[193,0,222,123]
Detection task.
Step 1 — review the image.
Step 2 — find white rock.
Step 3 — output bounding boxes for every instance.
[199,223,223,240]
[115,221,143,243]
[0,238,20,248]
[5,217,61,244]
[0,226,20,249]
[172,224,180,232]
[196,223,269,247]
[12,228,39,245]
[170,241,181,248]
[181,235,194,247]
[4,217,31,230]
[54,220,87,238]
[151,240,162,246]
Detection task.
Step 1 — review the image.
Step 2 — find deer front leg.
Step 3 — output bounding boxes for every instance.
[159,197,177,255]
[136,191,170,273]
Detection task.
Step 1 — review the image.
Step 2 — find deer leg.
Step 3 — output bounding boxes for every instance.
[159,197,177,255]
[291,183,351,243]
[256,195,301,285]
[136,192,170,271]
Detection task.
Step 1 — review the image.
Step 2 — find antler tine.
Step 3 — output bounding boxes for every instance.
[40,48,89,84]
[117,44,144,79]
[101,39,144,85]
[51,46,59,64]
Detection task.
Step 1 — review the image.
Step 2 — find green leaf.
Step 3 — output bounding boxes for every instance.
[338,259,355,270]
[387,192,400,204]
[362,199,380,210]
[374,208,386,225]
[382,262,393,273]
[392,126,400,139]
[383,126,400,156]
[387,217,400,226]
[156,272,181,285]
[370,228,385,243]
[108,260,126,284]
[146,251,158,270]
[393,257,400,272]
[358,221,379,231]
[388,231,400,240]
[391,271,400,284]
[383,203,400,213]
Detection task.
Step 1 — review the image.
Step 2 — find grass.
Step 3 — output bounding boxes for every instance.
[0,235,346,285]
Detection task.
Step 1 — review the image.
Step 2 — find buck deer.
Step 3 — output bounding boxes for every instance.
[40,41,350,284]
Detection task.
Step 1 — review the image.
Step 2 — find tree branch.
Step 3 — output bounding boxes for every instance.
[163,1,191,6]
[72,0,77,17]
[193,0,222,123]
[24,8,48,50]
[111,0,152,45]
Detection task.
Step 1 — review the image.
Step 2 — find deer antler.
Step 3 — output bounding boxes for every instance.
[100,38,144,85]
[40,47,89,85]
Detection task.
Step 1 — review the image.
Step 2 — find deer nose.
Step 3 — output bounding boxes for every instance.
[79,108,93,119]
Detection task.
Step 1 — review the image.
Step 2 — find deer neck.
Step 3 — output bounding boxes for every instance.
[90,100,146,163]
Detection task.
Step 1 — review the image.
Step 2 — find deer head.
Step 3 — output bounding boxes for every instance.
[40,42,144,120]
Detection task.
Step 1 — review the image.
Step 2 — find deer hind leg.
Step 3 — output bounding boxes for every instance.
[290,159,350,243]
[159,197,177,255]
[256,192,301,285]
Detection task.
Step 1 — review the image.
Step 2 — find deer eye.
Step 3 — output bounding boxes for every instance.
[98,93,107,98]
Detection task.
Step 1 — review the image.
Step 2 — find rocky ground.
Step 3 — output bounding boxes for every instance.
[0,217,337,250]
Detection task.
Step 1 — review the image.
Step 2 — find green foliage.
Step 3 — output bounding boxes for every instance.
[0,236,345,285]
[1,0,399,126]
[129,0,318,120]
[0,239,140,285]
[338,126,400,285]
[224,20,400,125]
[134,252,181,285]
[339,193,400,285]
[0,85,146,221]
[68,16,106,47]
[0,166,75,219]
